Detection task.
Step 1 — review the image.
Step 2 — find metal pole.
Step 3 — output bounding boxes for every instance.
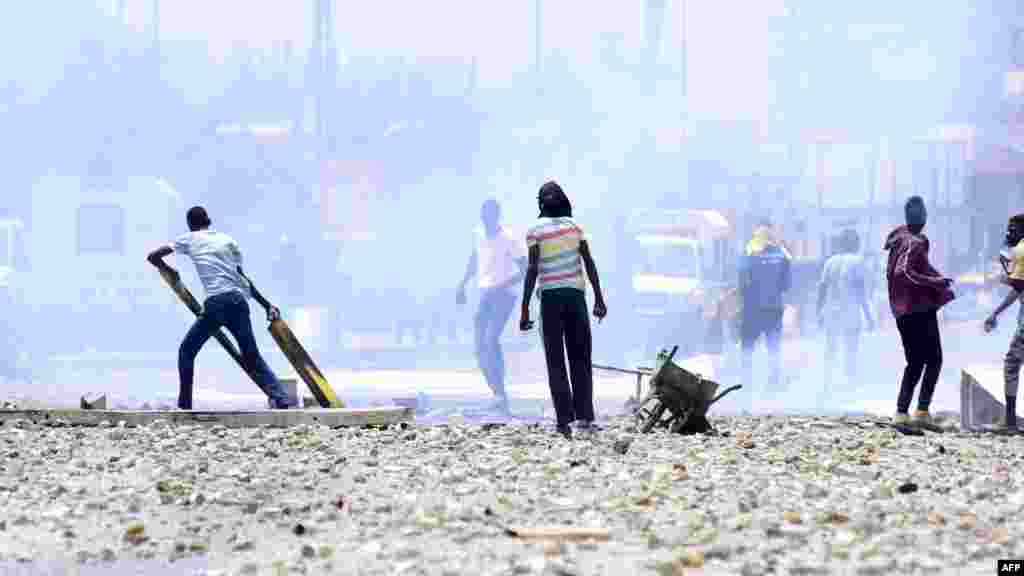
[151,0,161,68]
[945,142,953,271]
[680,0,687,104]
[534,0,543,77]
[323,0,336,145]
[866,139,878,252]
[817,141,826,258]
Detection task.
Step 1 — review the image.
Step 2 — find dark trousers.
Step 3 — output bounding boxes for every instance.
[740,307,784,392]
[895,309,942,413]
[178,291,292,409]
[475,287,517,399]
[540,288,594,426]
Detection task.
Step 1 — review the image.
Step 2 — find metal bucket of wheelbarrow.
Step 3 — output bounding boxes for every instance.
[636,346,742,434]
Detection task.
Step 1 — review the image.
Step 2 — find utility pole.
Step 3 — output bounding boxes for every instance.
[645,0,665,62]
[151,0,161,69]
[533,0,543,78]
[680,0,687,105]
[866,140,878,252]
[308,0,338,146]
[816,139,829,259]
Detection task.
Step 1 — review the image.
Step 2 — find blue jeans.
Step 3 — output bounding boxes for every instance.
[474,287,517,399]
[178,291,293,409]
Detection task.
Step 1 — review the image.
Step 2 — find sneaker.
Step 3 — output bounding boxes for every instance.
[575,420,601,433]
[893,412,911,425]
[485,397,511,415]
[912,410,944,432]
[556,424,573,440]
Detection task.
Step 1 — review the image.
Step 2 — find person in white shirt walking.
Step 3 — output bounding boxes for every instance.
[457,199,527,413]
[147,206,295,410]
[816,228,874,397]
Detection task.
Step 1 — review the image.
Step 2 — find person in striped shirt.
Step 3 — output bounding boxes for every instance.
[520,181,607,439]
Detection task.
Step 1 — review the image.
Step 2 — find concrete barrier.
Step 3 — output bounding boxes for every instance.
[961,364,1014,431]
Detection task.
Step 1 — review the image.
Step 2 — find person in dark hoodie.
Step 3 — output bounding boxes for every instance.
[738,219,792,399]
[884,196,955,428]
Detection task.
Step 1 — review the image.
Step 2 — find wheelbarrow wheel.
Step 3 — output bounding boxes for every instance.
[669,413,691,434]
[638,401,668,434]
[632,391,660,423]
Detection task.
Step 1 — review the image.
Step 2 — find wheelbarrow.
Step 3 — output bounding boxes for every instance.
[632,346,742,434]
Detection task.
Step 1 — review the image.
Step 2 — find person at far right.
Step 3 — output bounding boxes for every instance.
[982,213,1024,433]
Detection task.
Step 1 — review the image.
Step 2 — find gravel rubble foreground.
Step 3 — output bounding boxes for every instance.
[0,414,1021,575]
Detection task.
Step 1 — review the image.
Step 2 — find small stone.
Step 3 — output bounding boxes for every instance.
[543,540,563,557]
[681,549,705,568]
[671,463,689,481]
[318,545,335,559]
[292,523,306,536]
[613,438,631,455]
[993,527,1010,545]
[100,549,116,562]
[819,511,849,525]
[653,559,685,576]
[301,544,316,559]
[123,523,146,545]
[927,512,946,527]
[784,511,803,525]
[897,482,918,494]
[735,432,755,449]
[959,512,978,530]
[232,541,255,552]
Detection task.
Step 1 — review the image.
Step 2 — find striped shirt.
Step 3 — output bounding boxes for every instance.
[526,217,586,293]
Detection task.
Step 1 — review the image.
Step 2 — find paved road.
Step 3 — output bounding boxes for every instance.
[3,317,1006,421]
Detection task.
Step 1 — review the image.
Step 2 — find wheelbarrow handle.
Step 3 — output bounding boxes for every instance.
[708,385,742,406]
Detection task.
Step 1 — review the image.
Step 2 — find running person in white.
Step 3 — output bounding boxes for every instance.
[147,206,295,410]
[457,199,526,413]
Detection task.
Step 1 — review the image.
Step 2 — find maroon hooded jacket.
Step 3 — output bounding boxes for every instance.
[884,225,955,318]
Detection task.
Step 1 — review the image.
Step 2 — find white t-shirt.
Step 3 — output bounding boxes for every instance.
[820,252,868,330]
[474,225,526,291]
[169,230,250,299]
